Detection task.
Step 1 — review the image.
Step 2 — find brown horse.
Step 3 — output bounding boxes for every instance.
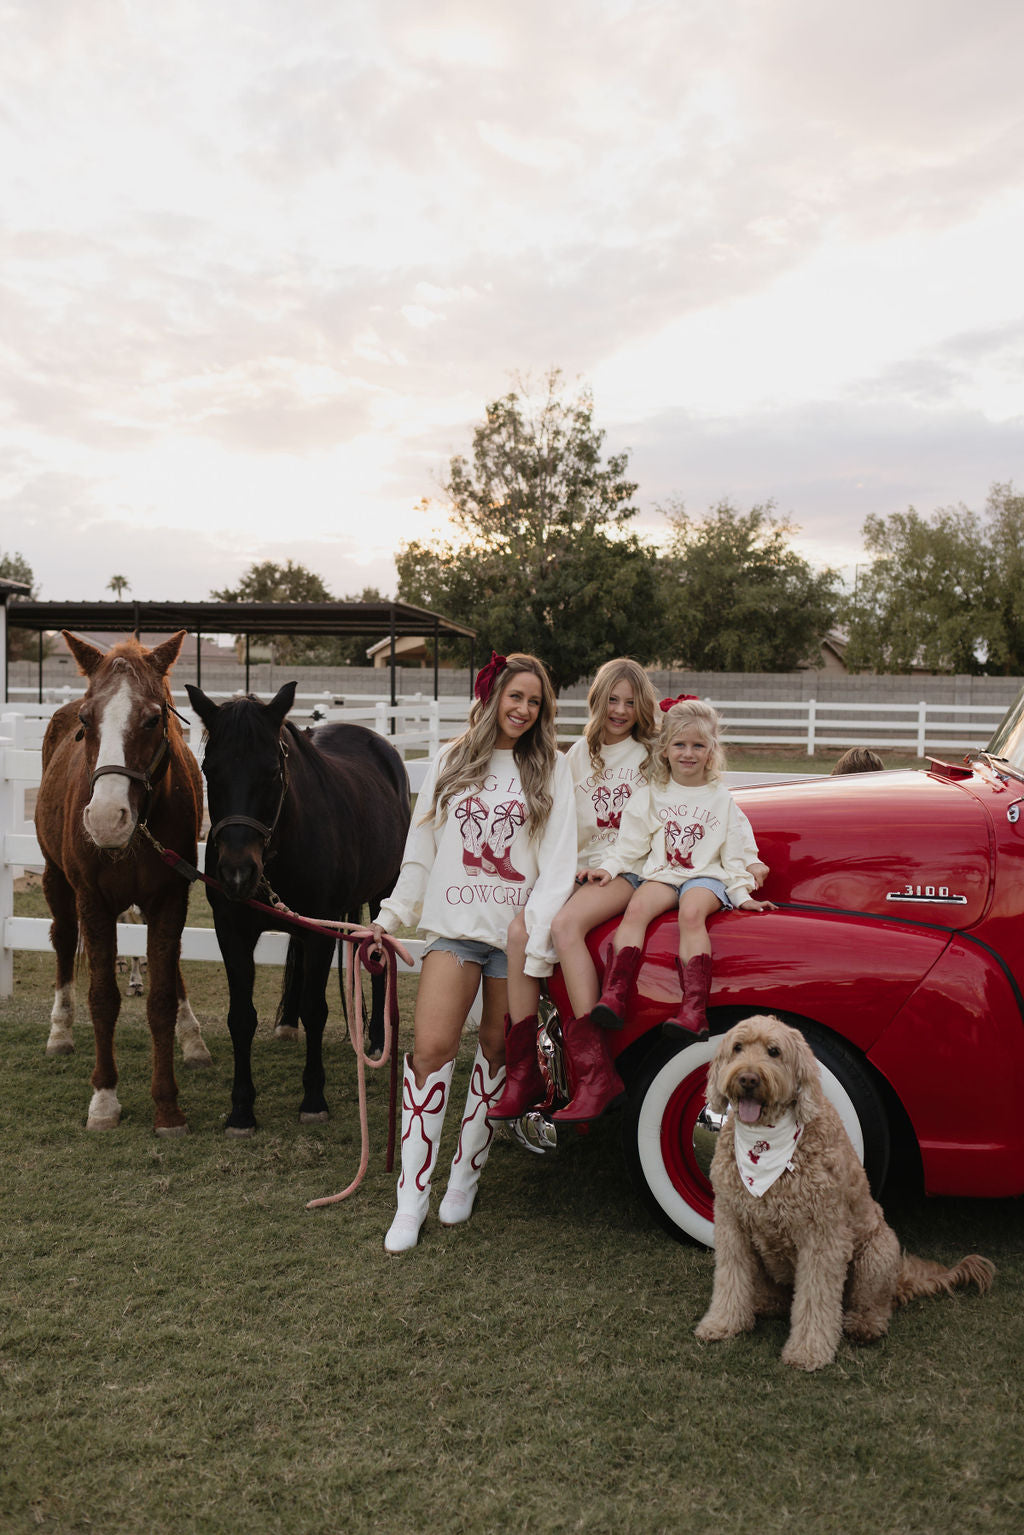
[34,630,211,1134]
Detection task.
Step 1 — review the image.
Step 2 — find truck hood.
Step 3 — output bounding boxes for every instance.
[734,768,993,929]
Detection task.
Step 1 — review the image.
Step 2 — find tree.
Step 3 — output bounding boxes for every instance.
[983,482,1024,674]
[1,549,48,662]
[211,559,341,664]
[395,370,666,691]
[335,585,388,667]
[842,502,1002,674]
[107,574,130,599]
[659,500,840,671]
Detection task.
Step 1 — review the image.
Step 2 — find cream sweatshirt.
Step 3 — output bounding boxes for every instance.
[599,775,759,903]
[377,746,577,977]
[564,734,650,873]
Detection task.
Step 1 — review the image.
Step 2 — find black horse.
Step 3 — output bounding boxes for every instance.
[186,682,410,1134]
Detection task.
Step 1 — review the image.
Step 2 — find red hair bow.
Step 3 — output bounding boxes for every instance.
[659,693,698,712]
[475,651,508,705]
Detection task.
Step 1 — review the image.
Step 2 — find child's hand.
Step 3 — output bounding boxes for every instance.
[737,897,776,913]
[582,868,613,886]
[746,860,769,890]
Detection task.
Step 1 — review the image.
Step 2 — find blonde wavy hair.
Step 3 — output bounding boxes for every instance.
[651,698,727,787]
[583,658,659,778]
[426,653,559,835]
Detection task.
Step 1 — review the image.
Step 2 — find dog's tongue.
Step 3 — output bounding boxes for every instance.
[737,1099,762,1125]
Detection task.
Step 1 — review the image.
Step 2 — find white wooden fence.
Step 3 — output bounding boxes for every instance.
[0,692,1007,998]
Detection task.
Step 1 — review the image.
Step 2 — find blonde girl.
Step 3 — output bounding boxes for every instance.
[587,697,774,1038]
[491,659,660,1125]
[367,652,576,1253]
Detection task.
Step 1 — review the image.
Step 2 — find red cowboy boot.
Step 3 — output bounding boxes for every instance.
[590,945,642,1030]
[662,953,712,1041]
[552,1014,625,1123]
[482,798,526,881]
[454,795,488,876]
[487,1014,545,1120]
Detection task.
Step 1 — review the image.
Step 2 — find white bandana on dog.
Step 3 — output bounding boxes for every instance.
[733,1108,803,1196]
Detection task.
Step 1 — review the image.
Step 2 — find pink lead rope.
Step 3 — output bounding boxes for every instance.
[141,829,412,1208]
[305,927,414,1209]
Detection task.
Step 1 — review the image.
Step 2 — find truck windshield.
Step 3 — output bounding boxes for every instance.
[986,688,1024,773]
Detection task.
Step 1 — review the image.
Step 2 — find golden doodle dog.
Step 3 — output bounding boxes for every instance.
[695,1014,994,1371]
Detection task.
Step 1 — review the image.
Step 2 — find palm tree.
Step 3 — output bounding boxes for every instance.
[107,575,130,600]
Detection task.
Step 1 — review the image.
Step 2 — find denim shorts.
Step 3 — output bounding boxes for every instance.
[423,937,508,978]
[640,875,734,910]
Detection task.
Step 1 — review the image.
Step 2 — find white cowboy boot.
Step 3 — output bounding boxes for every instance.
[384,1055,454,1254]
[438,1045,506,1226]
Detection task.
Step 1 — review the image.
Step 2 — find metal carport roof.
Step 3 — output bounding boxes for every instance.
[1,597,477,703]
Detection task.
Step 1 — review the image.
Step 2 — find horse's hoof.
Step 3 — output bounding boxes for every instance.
[366,1046,383,1063]
[86,1115,120,1132]
[224,1124,256,1138]
[46,1040,75,1057]
[299,1110,330,1124]
[274,1026,301,1041]
[182,1048,213,1070]
[155,1123,189,1138]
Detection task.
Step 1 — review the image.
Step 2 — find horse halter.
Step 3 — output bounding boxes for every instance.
[86,705,171,824]
[208,740,290,850]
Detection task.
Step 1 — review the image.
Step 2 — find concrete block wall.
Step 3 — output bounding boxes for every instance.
[7,657,1023,710]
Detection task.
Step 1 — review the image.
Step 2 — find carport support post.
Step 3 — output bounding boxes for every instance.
[388,605,397,733]
[433,616,439,701]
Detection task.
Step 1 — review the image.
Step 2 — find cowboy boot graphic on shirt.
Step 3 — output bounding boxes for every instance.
[593,784,611,829]
[454,795,489,875]
[482,799,526,881]
[609,782,632,830]
[666,819,704,869]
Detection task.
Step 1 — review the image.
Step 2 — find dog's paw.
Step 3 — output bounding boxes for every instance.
[694,1313,749,1342]
[842,1311,889,1345]
[780,1338,836,1371]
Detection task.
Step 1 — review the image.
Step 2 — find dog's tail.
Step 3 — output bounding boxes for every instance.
[896,1251,995,1307]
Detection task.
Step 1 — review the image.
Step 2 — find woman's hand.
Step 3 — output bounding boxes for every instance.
[352,921,386,955]
[737,897,776,913]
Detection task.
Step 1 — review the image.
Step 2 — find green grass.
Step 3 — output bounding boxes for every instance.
[2,768,1021,1534]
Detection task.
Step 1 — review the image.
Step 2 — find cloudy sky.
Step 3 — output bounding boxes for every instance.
[2,0,1022,605]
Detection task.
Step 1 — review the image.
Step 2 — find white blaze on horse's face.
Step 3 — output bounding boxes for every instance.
[82,677,138,849]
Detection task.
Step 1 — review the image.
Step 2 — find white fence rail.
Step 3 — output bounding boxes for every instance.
[1,694,1006,998]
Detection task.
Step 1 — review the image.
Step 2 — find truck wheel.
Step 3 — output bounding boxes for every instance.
[621,1023,891,1247]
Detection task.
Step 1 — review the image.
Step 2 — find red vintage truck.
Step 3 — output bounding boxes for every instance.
[538,695,1024,1244]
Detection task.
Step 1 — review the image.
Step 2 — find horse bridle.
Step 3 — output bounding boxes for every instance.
[86,705,171,825]
[208,739,290,851]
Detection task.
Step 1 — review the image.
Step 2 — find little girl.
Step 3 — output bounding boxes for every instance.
[368,652,576,1253]
[490,658,660,1125]
[587,697,774,1039]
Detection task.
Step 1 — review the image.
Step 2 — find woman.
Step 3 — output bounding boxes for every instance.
[368,652,576,1253]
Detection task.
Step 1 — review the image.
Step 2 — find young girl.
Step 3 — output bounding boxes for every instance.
[491,658,660,1125]
[368,652,576,1254]
[587,697,774,1039]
